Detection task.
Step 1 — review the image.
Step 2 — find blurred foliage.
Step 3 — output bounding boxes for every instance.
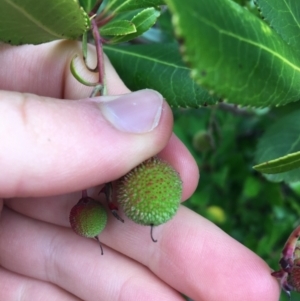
[105,0,300,295]
[173,104,300,301]
[98,0,300,299]
[150,3,300,299]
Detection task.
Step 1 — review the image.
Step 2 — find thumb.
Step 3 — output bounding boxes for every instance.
[0,89,173,198]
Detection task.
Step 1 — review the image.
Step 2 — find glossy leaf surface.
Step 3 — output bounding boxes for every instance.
[165,0,300,107]
[104,0,164,13]
[104,44,219,107]
[100,20,136,36]
[109,7,161,43]
[78,0,98,13]
[256,0,300,54]
[253,151,300,174]
[0,0,90,45]
[255,109,300,182]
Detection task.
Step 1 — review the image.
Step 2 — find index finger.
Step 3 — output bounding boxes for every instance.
[100,206,280,301]
[6,198,280,301]
[0,41,129,99]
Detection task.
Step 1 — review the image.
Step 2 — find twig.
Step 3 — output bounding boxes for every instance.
[90,18,105,94]
[217,103,254,116]
[89,0,104,16]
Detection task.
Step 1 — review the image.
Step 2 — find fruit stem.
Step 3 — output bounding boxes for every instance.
[94,236,104,255]
[90,18,106,96]
[96,14,114,27]
[82,33,98,72]
[150,225,158,243]
[89,0,104,16]
[111,210,124,223]
[100,183,124,223]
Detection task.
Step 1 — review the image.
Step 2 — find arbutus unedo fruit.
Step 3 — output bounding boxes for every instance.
[69,197,107,255]
[117,157,182,242]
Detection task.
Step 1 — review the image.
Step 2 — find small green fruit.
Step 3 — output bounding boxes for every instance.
[192,130,214,152]
[117,157,182,227]
[69,197,107,239]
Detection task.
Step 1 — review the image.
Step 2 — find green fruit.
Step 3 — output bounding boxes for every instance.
[192,130,214,152]
[117,157,182,226]
[69,197,107,238]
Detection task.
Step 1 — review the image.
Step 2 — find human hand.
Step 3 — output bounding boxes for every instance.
[0,41,280,301]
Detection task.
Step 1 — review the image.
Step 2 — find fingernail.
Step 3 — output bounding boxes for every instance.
[94,89,163,133]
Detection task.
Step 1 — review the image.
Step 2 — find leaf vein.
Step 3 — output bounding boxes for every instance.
[4,0,64,39]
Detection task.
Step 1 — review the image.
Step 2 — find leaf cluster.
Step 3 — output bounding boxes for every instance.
[174,105,300,301]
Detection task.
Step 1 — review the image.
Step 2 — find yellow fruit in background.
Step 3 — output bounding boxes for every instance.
[206,205,226,224]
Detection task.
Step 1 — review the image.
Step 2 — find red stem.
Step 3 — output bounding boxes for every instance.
[91,18,105,93]
[89,0,104,16]
[79,8,106,201]
[96,14,114,27]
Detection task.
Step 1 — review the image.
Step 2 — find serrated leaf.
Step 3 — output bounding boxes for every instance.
[164,0,300,107]
[104,44,218,108]
[256,0,300,54]
[78,0,97,13]
[253,151,300,174]
[109,7,161,43]
[255,109,300,182]
[100,20,136,36]
[0,0,90,45]
[104,0,164,13]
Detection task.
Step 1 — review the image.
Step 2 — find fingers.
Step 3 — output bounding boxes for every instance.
[5,132,199,223]
[0,41,130,98]
[0,207,185,301]
[0,267,82,301]
[100,206,280,301]
[5,200,280,301]
[5,193,80,226]
[0,88,173,198]
[0,40,185,199]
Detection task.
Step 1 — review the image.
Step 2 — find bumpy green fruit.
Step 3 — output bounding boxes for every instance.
[69,197,107,238]
[117,157,182,226]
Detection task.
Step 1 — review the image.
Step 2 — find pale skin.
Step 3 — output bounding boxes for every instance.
[0,41,280,301]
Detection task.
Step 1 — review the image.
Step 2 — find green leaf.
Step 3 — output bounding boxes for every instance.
[0,0,90,45]
[78,0,98,13]
[255,0,300,54]
[164,0,300,107]
[253,151,300,174]
[100,20,136,36]
[104,0,164,14]
[109,7,161,43]
[104,44,219,108]
[255,109,300,182]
